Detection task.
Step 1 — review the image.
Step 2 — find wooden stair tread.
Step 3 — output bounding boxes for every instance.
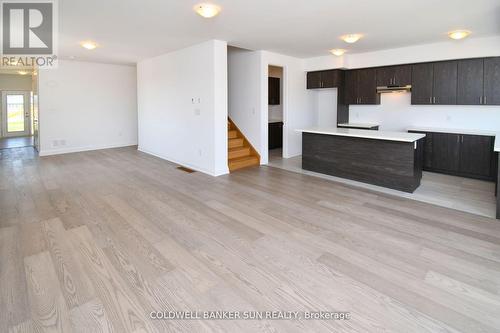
[228,155,259,171]
[228,130,238,139]
[228,138,244,148]
[227,117,260,172]
[228,146,251,159]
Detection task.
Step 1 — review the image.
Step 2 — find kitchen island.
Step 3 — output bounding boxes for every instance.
[298,128,426,193]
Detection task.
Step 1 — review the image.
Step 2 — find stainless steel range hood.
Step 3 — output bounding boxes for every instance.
[377,85,412,93]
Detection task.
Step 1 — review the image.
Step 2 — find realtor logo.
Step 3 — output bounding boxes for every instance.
[1,0,57,67]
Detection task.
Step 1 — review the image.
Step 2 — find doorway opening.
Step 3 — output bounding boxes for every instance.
[268,65,284,160]
[0,70,36,151]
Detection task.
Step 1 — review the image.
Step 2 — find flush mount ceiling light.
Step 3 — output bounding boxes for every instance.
[341,34,363,44]
[80,40,98,50]
[330,49,347,56]
[194,3,221,18]
[448,30,471,40]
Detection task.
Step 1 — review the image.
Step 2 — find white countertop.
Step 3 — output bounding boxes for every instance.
[337,123,379,129]
[408,126,499,152]
[297,127,425,142]
[407,126,498,136]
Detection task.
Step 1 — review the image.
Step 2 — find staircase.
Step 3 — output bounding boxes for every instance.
[228,118,260,172]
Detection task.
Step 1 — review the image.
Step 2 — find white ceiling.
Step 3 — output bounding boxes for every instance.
[59,0,500,65]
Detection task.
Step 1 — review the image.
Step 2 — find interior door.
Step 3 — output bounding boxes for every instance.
[2,91,30,137]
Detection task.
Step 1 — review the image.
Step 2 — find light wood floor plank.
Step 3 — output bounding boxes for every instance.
[1,146,500,332]
[24,251,73,333]
[1,226,30,331]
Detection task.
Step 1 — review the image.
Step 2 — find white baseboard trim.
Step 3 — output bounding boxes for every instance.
[137,147,229,177]
[39,142,138,156]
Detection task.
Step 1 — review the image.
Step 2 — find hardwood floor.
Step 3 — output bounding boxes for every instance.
[1,146,500,332]
[0,136,34,149]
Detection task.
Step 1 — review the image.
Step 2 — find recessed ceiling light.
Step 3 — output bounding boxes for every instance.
[194,3,221,18]
[448,30,471,40]
[341,34,363,44]
[330,49,347,56]
[80,40,98,50]
[17,70,29,75]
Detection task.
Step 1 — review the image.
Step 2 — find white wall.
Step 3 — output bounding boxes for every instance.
[304,35,500,71]
[0,74,32,90]
[346,35,500,69]
[316,89,337,127]
[350,93,500,132]
[39,60,137,156]
[137,40,228,176]
[228,47,262,155]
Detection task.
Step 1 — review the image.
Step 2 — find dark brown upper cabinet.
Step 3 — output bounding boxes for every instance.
[344,70,358,104]
[432,61,458,105]
[306,70,342,89]
[411,61,457,105]
[411,63,434,105]
[484,57,500,105]
[345,68,380,105]
[457,58,484,105]
[306,71,322,89]
[268,77,280,105]
[376,65,411,87]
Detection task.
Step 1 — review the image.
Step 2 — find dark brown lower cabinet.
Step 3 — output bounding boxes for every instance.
[268,122,283,149]
[459,135,494,178]
[432,133,461,173]
[409,131,496,181]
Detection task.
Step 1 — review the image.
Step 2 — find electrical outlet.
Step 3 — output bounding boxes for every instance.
[194,109,201,116]
[198,149,202,156]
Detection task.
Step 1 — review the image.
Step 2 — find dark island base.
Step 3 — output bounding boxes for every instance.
[302,133,424,193]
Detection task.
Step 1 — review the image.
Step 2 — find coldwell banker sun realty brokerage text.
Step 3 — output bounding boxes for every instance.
[1,0,58,68]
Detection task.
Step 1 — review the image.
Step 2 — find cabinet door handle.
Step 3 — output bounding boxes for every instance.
[433,96,436,104]
[457,136,460,143]
[480,96,483,104]
[429,97,432,104]
[461,135,464,143]
[484,96,487,104]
